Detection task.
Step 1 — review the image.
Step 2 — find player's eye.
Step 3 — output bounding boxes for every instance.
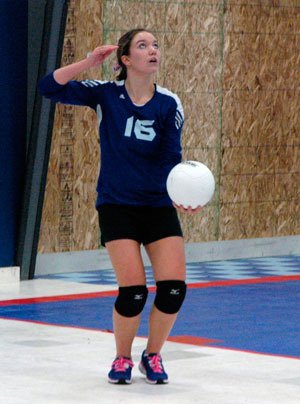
[138,42,146,49]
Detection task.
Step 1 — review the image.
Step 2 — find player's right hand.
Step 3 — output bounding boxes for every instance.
[87,45,118,67]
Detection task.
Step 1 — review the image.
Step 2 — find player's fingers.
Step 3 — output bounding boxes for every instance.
[173,203,194,214]
[103,47,118,58]
[191,206,203,214]
[94,45,118,54]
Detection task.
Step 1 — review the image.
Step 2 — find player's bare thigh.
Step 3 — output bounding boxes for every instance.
[144,236,186,282]
[105,239,146,286]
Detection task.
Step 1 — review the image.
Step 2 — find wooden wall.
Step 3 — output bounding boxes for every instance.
[220,1,300,240]
[38,0,300,253]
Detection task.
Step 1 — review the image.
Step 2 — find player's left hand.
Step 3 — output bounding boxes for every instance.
[173,203,203,214]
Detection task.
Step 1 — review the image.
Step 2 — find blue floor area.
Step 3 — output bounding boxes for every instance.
[36,254,300,285]
[1,254,299,359]
[1,280,300,358]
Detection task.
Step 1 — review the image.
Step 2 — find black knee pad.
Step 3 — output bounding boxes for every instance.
[154,280,187,314]
[115,285,148,317]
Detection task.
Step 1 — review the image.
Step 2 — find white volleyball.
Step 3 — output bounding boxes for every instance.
[166,161,215,208]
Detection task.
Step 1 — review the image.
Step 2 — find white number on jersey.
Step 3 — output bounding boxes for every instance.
[124,117,156,141]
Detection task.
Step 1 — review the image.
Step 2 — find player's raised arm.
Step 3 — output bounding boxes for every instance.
[53,44,118,84]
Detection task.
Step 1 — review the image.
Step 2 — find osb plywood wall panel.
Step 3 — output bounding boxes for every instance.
[39,0,300,253]
[39,0,103,252]
[220,1,300,240]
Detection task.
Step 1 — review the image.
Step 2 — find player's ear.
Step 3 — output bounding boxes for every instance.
[121,55,130,67]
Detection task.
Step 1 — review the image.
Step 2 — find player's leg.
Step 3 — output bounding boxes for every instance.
[105,239,148,384]
[139,236,186,383]
[106,239,147,358]
[98,205,149,357]
[144,235,186,353]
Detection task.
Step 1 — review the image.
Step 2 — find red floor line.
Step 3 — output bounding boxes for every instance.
[0,290,118,306]
[188,274,300,289]
[0,275,299,306]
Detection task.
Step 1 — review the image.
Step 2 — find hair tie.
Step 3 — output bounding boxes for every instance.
[112,63,121,72]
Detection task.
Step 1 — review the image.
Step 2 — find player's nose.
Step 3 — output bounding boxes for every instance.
[149,45,157,54]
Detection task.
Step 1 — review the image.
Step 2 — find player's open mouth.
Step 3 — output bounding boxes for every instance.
[149,58,158,64]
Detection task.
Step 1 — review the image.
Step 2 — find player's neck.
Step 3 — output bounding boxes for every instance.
[125,76,155,106]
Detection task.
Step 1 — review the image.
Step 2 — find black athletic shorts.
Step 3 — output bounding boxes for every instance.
[97,204,183,247]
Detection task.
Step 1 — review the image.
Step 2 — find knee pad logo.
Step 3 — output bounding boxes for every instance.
[134,294,144,300]
[154,280,186,314]
[115,285,148,318]
[170,289,180,295]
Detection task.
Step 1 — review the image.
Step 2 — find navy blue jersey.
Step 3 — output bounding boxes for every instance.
[38,73,184,207]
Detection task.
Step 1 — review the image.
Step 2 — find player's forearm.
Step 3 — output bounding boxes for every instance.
[53,57,93,85]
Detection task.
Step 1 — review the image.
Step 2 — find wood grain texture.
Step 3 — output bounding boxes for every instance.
[39,1,300,253]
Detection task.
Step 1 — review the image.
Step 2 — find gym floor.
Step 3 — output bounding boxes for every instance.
[1,254,300,403]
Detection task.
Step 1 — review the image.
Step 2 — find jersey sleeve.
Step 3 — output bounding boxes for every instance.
[38,72,101,109]
[160,96,184,168]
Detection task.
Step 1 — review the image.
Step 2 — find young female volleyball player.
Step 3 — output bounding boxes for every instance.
[39,28,201,385]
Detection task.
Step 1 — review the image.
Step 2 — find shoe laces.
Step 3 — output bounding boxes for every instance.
[112,357,134,372]
[148,354,164,374]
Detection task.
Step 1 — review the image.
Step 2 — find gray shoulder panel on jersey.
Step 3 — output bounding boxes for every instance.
[81,79,124,88]
[156,84,184,119]
[81,79,110,88]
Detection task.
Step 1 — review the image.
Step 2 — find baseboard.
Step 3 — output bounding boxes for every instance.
[185,235,300,262]
[35,235,300,276]
[0,267,20,283]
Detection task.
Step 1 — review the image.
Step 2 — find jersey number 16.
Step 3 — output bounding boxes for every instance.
[124,116,156,141]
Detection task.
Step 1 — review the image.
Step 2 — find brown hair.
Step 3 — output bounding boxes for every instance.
[116,28,152,81]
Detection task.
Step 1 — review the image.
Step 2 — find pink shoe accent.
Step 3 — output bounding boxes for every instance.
[112,357,134,372]
[147,354,164,373]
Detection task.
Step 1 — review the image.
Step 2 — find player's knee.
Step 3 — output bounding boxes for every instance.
[115,285,148,317]
[154,280,187,314]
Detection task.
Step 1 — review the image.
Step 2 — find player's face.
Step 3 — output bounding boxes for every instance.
[124,32,161,75]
